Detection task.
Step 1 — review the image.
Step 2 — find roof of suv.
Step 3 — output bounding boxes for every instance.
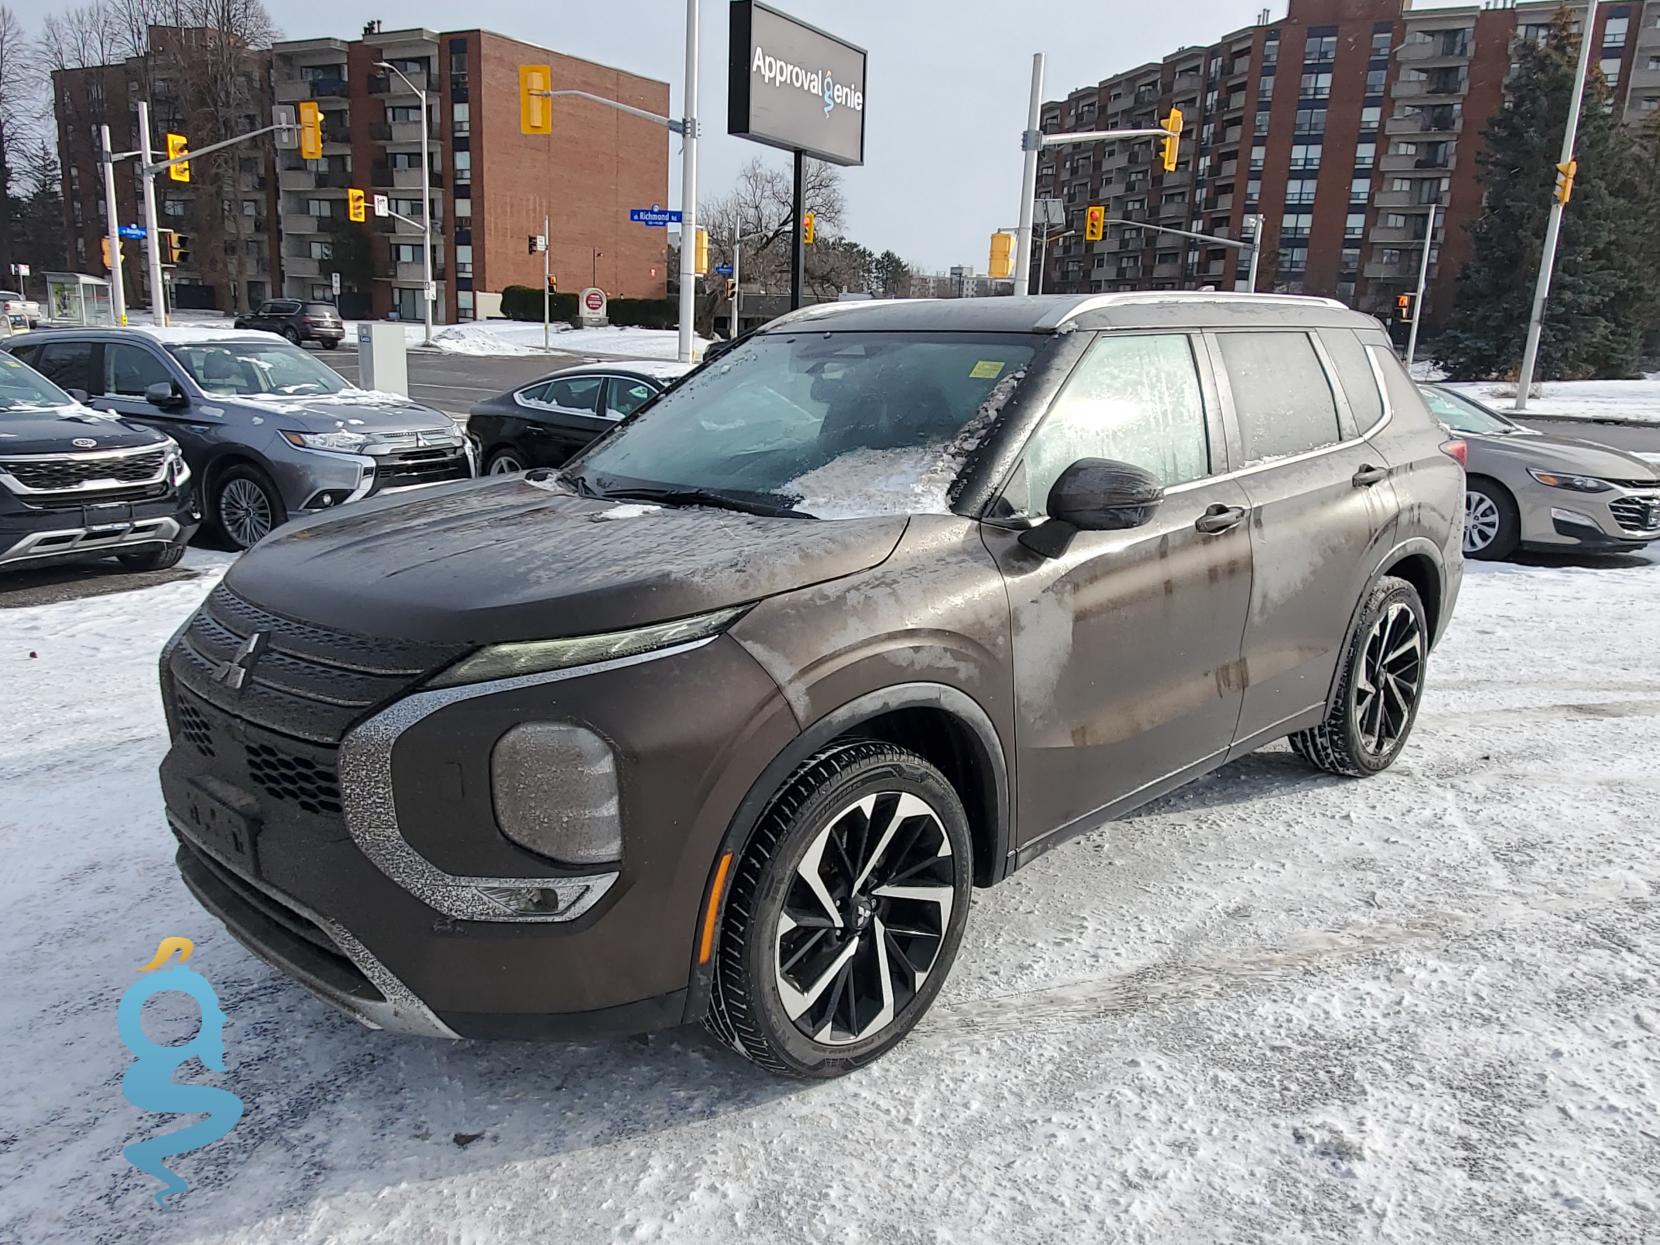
[10,325,273,346]
[759,291,1379,335]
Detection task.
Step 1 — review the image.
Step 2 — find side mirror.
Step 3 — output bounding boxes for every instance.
[65,387,90,403]
[145,381,187,409]
[1018,458,1165,558]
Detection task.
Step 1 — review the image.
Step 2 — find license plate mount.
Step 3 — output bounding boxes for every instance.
[181,781,262,876]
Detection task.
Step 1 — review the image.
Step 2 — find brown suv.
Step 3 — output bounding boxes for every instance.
[160,294,1465,1077]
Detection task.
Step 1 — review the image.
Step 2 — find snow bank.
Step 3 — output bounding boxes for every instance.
[426,321,709,361]
[1446,376,1660,425]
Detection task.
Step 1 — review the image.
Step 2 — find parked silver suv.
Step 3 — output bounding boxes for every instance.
[5,327,475,548]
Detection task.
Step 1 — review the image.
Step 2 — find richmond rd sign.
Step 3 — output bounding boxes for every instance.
[728,0,867,167]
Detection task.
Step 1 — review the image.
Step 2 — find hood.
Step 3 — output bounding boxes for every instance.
[1468,427,1659,483]
[238,390,454,436]
[0,406,168,456]
[225,475,908,645]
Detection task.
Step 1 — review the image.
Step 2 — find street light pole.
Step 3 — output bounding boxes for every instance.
[99,125,127,325]
[1245,213,1263,292]
[1405,202,1437,371]
[730,217,741,339]
[1013,53,1044,297]
[376,62,434,346]
[677,0,700,364]
[136,102,167,326]
[1514,0,1598,412]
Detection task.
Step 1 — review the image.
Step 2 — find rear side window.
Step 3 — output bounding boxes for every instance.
[1022,332,1210,513]
[267,300,300,314]
[303,303,337,316]
[1217,331,1342,463]
[1318,328,1384,432]
[34,340,96,393]
[545,376,602,413]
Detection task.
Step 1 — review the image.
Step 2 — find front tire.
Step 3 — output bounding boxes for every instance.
[707,741,973,1078]
[1463,477,1520,561]
[282,326,301,346]
[212,465,284,551]
[321,338,339,350]
[1290,576,1428,778]
[117,541,187,572]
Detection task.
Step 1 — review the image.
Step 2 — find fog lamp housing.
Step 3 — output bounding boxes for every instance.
[490,723,621,865]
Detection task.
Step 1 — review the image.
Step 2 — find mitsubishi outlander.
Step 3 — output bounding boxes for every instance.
[160,294,1465,1077]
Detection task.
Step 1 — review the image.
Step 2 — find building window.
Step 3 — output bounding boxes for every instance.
[392,243,422,263]
[1285,178,1317,205]
[1600,56,1622,85]
[1281,244,1309,271]
[162,199,186,218]
[1360,105,1382,129]
[457,290,474,320]
[1382,247,1404,266]
[1280,213,1313,238]
[1294,107,1326,133]
[1254,110,1270,136]
[1344,211,1365,239]
[454,244,472,276]
[1641,95,1660,113]
[1263,33,1279,65]
[308,240,331,260]
[453,150,471,175]
[389,151,424,170]
[453,101,470,135]
[310,284,333,300]
[1350,176,1371,201]
[1340,246,1361,272]
[1371,31,1392,55]
[1289,143,1322,169]
[1249,145,1266,170]
[1385,212,1408,228]
[1355,141,1376,165]
[1365,68,1387,94]
[1300,71,1332,98]
[1304,34,1337,63]
[1604,14,1629,45]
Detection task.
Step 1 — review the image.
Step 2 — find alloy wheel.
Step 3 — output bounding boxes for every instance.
[1353,600,1424,758]
[774,791,955,1046]
[1464,490,1500,554]
[489,454,525,475]
[220,478,274,548]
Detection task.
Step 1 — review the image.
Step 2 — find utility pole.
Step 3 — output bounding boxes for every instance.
[1405,201,1437,371]
[677,0,700,363]
[99,125,127,324]
[136,102,167,326]
[730,217,741,340]
[1245,213,1263,292]
[375,62,434,345]
[1514,0,1598,411]
[543,213,551,352]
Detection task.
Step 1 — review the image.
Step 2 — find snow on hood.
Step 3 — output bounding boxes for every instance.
[237,388,430,416]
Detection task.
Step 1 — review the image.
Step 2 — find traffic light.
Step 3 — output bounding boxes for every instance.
[1160,107,1183,173]
[297,101,322,160]
[988,231,1015,279]
[725,278,737,300]
[347,188,367,223]
[520,65,553,135]
[166,132,190,182]
[1084,205,1105,243]
[159,231,190,265]
[1396,292,1415,323]
[100,238,122,270]
[694,226,708,275]
[1554,159,1577,205]
[802,210,816,245]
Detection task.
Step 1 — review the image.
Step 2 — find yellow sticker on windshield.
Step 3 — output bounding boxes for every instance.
[970,360,1004,379]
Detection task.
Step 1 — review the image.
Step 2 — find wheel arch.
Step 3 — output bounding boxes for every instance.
[1319,537,1447,717]
[683,682,1011,1024]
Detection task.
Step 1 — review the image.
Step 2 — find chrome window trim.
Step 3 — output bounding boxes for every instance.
[337,634,719,923]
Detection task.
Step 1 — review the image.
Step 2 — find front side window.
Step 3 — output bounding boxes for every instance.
[573,332,1040,517]
[606,379,657,420]
[105,343,174,397]
[1021,333,1209,515]
[0,351,77,410]
[1217,331,1342,463]
[33,340,95,393]
[166,340,349,397]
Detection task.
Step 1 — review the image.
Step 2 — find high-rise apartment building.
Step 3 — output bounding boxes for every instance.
[1034,0,1658,329]
[270,24,669,323]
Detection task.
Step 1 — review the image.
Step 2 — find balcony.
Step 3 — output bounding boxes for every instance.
[1157,199,1188,220]
[310,77,348,99]
[370,70,429,97]
[1374,188,1442,209]
[392,121,430,144]
[1363,259,1422,280]
[1368,220,1431,243]
[1397,35,1471,65]
[1380,148,1454,172]
[278,168,315,191]
[1385,111,1460,137]
[1394,73,1468,98]
[282,213,325,235]
[274,80,311,103]
[284,256,321,278]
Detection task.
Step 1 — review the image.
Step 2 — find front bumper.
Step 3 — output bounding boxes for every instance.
[0,486,197,568]
[161,594,795,1040]
[1522,482,1660,551]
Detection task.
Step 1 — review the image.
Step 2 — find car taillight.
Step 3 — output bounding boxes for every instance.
[303,316,318,324]
[1440,438,1467,467]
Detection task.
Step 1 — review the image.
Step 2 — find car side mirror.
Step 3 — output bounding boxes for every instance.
[145,381,187,409]
[65,387,90,403]
[1018,458,1166,558]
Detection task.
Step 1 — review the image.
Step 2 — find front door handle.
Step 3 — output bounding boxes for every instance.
[1195,504,1247,534]
[1353,464,1389,487]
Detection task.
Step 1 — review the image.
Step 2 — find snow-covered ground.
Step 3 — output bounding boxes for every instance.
[423,322,708,361]
[3,547,1659,1243]
[1445,377,1660,425]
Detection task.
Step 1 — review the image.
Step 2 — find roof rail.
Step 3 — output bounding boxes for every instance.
[1035,290,1347,329]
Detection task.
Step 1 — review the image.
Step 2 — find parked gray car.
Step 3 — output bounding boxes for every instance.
[1418,384,1660,560]
[5,327,475,549]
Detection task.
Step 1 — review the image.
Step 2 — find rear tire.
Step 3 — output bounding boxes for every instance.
[1463,477,1520,561]
[1290,576,1428,778]
[117,541,187,572]
[486,449,527,475]
[706,740,972,1079]
[321,338,339,350]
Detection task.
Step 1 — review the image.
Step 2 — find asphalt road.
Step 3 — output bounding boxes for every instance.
[320,344,598,418]
[1511,415,1660,457]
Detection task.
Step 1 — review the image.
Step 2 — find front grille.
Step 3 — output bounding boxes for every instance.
[376,450,471,488]
[245,741,342,815]
[2,448,166,490]
[19,481,171,510]
[1609,496,1660,533]
[177,699,216,758]
[170,585,468,745]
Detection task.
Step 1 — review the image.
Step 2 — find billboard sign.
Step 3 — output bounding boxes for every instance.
[728,0,867,167]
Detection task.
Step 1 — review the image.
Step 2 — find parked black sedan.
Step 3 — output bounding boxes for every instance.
[467,361,691,473]
[233,299,345,349]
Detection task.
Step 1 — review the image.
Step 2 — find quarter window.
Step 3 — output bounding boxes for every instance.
[1022,333,1209,513]
[105,344,173,397]
[1218,332,1343,463]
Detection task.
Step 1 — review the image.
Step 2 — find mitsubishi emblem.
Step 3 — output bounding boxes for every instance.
[212,631,267,691]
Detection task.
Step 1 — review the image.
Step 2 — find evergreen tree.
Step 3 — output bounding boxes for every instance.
[1437,13,1645,380]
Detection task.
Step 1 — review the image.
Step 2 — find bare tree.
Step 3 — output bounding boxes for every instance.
[38,4,122,74]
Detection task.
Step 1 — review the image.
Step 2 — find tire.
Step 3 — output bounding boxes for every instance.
[321,338,339,351]
[117,541,187,572]
[1289,575,1429,778]
[282,326,301,346]
[211,464,284,551]
[486,449,527,475]
[706,740,973,1079]
[1463,477,1520,561]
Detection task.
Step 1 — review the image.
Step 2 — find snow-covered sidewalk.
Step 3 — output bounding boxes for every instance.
[2,548,1658,1243]
[1446,377,1660,425]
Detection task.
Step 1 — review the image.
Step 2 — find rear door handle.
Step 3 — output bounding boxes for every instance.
[1195,504,1247,534]
[1353,464,1389,487]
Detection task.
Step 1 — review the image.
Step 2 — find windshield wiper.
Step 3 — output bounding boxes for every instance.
[592,484,813,520]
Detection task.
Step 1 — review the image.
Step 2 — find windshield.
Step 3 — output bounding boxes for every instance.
[1419,385,1516,435]
[0,351,76,412]
[166,340,350,397]
[570,331,1039,518]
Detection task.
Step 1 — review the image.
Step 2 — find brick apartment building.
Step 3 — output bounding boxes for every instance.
[1034,0,1660,329]
[53,26,282,313]
[270,23,669,322]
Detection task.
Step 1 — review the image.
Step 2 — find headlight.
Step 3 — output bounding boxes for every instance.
[1528,467,1611,493]
[426,606,748,689]
[281,429,371,454]
[163,441,190,486]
